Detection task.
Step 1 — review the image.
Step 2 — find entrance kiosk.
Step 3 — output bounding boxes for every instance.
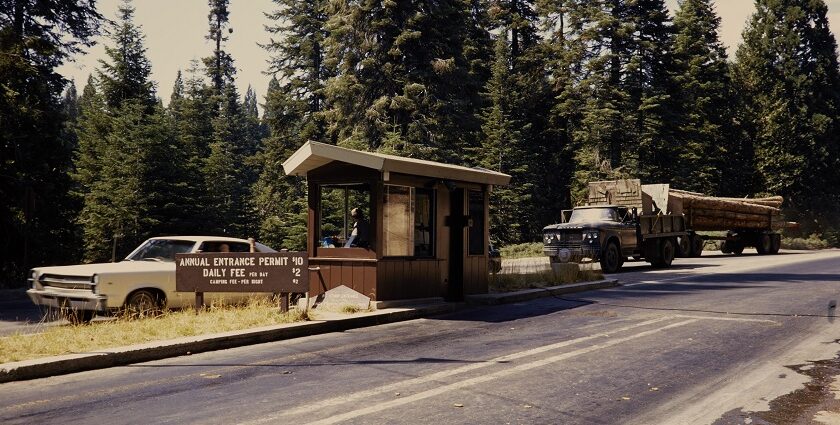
[283,142,510,301]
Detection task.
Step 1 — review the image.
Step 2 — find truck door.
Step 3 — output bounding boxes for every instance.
[618,208,637,253]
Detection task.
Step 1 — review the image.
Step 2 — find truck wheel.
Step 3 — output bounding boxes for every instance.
[600,242,622,273]
[690,235,704,257]
[677,236,691,257]
[653,238,676,268]
[731,243,745,255]
[125,290,162,317]
[720,241,732,254]
[770,234,781,254]
[756,234,772,255]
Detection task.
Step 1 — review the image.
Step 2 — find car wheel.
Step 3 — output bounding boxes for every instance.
[599,241,622,273]
[125,290,162,317]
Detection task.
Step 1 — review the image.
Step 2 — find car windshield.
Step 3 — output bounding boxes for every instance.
[568,208,618,223]
[126,239,196,262]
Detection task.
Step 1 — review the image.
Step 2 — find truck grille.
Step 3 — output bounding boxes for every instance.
[39,274,95,291]
[545,231,583,249]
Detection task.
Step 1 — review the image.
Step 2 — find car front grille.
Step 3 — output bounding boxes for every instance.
[39,274,95,291]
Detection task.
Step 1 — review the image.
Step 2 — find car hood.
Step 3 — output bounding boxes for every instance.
[543,221,617,231]
[34,261,173,276]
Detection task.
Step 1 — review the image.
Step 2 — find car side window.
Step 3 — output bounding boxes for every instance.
[199,242,251,253]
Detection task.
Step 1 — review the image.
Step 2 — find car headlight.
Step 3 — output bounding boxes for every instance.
[28,270,37,289]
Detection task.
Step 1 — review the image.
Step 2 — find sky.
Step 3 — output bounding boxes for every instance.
[57,0,840,109]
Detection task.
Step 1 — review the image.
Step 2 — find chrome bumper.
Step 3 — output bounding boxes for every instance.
[543,244,601,263]
[27,289,108,312]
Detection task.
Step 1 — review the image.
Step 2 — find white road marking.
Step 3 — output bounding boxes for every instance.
[239,318,698,425]
[240,317,675,424]
[673,314,778,324]
[302,319,699,425]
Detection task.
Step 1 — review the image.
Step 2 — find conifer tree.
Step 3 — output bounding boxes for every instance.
[672,0,734,194]
[480,36,533,244]
[734,0,840,241]
[0,0,102,279]
[97,0,155,110]
[324,0,484,162]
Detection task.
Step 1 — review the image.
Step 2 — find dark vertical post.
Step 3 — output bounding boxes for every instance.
[195,291,204,313]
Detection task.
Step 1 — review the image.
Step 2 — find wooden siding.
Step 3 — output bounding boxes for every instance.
[308,259,377,300]
[376,259,444,300]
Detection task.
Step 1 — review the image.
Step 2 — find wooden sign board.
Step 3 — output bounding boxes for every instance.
[175,252,308,293]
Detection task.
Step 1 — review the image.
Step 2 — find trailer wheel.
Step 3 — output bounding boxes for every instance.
[756,234,772,255]
[690,235,704,257]
[770,234,781,254]
[600,241,622,273]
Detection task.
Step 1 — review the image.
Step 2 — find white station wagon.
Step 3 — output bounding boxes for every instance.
[27,236,276,322]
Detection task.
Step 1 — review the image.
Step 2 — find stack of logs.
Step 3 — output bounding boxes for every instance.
[668,189,796,231]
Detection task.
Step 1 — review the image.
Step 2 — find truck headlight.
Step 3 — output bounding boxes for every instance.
[583,231,599,240]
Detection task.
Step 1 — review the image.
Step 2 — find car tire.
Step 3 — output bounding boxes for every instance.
[125,290,162,317]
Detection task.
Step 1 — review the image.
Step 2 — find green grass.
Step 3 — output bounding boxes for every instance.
[489,263,603,293]
[0,297,308,364]
[498,242,544,259]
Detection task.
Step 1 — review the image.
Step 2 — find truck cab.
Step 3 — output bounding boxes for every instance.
[543,204,685,273]
[543,206,637,273]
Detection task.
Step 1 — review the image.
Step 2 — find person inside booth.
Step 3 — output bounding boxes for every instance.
[344,207,370,248]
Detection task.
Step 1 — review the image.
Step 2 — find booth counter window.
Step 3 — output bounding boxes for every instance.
[319,184,372,249]
[383,185,434,257]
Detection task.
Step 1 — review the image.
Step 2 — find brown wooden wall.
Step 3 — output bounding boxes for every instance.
[376,259,445,300]
[308,259,377,300]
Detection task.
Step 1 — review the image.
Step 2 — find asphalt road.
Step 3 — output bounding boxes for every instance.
[2,250,840,424]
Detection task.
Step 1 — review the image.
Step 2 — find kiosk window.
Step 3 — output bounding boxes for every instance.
[468,190,485,255]
[320,184,371,248]
[383,185,434,257]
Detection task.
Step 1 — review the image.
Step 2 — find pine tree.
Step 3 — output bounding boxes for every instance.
[264,0,330,143]
[734,0,840,241]
[672,0,735,194]
[204,84,250,236]
[0,0,102,279]
[204,0,235,98]
[97,0,155,110]
[254,0,333,250]
[324,0,484,162]
[479,36,533,244]
[167,68,212,234]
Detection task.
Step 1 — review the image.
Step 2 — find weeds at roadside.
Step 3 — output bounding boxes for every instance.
[0,297,308,364]
[489,263,603,293]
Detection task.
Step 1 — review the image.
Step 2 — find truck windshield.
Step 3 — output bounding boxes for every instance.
[126,239,196,262]
[568,208,618,223]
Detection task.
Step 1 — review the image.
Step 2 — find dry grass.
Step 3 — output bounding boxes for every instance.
[0,297,308,364]
[489,263,603,293]
[499,242,544,259]
[783,234,830,250]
